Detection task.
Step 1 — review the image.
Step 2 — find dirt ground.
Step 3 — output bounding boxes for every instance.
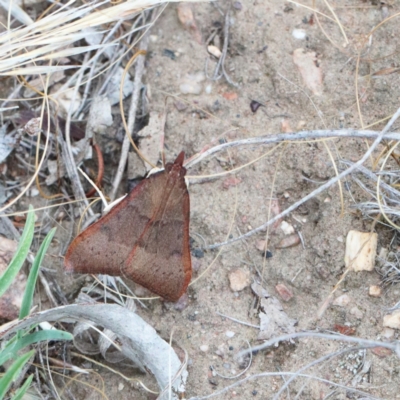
[2,0,400,399]
[130,1,399,399]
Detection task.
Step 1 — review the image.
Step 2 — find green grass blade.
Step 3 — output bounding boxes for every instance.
[0,350,35,399]
[0,206,35,297]
[10,374,33,400]
[0,329,73,366]
[19,227,56,319]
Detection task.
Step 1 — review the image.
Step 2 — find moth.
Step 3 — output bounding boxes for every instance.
[64,152,191,302]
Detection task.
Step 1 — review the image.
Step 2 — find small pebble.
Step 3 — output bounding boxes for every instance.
[297,120,306,130]
[263,250,273,258]
[333,294,352,307]
[192,248,204,258]
[275,283,293,301]
[118,383,124,391]
[180,82,202,95]
[29,188,39,197]
[280,221,295,235]
[255,240,267,251]
[250,100,262,113]
[205,84,212,94]
[200,345,209,352]
[229,269,250,291]
[383,310,400,329]
[382,327,395,339]
[225,330,235,338]
[222,92,238,100]
[275,233,300,249]
[208,45,222,58]
[223,363,231,370]
[372,347,392,358]
[292,29,307,40]
[369,285,382,297]
[179,72,205,95]
[345,230,378,271]
[174,101,187,111]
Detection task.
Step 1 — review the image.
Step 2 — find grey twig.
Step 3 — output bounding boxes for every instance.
[203,108,400,249]
[110,34,149,201]
[205,3,239,87]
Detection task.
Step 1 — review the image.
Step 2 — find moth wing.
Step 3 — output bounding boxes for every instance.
[121,172,191,302]
[64,170,166,277]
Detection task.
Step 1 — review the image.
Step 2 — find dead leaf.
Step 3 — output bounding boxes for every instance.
[251,283,296,340]
[293,48,323,96]
[258,297,297,340]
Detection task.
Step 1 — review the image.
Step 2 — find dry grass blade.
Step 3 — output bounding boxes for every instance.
[0,0,206,75]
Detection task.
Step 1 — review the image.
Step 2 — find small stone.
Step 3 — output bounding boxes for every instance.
[223,363,231,369]
[205,84,212,94]
[192,248,204,258]
[200,344,209,352]
[371,347,392,357]
[275,233,300,249]
[207,45,222,58]
[383,310,400,329]
[283,191,290,198]
[345,230,378,272]
[333,294,352,307]
[229,269,250,291]
[255,240,267,251]
[281,119,293,133]
[369,285,382,297]
[180,82,202,95]
[223,177,242,189]
[275,283,294,301]
[29,187,39,197]
[296,120,306,130]
[179,71,205,95]
[208,378,218,386]
[382,327,395,339]
[280,221,295,235]
[174,101,187,111]
[222,92,238,100]
[118,383,124,391]
[292,29,307,40]
[225,330,235,338]
[349,306,363,319]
